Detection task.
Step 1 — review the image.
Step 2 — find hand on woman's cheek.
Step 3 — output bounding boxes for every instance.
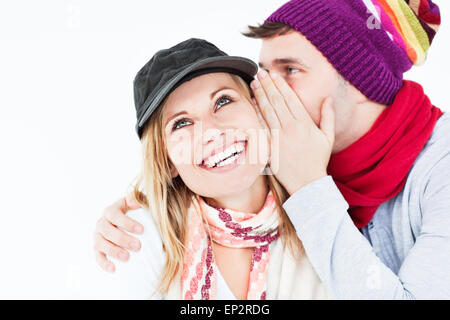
[251,70,335,195]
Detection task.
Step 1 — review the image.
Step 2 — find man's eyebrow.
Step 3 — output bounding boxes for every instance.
[259,57,308,69]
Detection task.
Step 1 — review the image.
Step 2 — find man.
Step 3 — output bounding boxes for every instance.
[94,0,450,298]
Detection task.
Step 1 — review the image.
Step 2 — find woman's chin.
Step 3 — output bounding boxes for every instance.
[191,166,266,198]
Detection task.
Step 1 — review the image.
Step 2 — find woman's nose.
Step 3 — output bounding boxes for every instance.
[191,121,226,165]
[193,115,225,144]
[201,127,225,145]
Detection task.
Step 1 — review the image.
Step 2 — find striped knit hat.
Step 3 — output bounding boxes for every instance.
[266,0,441,104]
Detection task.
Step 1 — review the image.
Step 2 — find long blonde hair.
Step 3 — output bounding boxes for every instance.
[130,74,303,296]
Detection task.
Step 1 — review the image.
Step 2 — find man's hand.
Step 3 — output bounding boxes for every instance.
[251,70,335,195]
[93,195,143,272]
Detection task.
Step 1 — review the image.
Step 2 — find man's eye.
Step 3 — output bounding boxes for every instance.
[287,67,300,75]
[172,118,191,131]
[215,96,232,111]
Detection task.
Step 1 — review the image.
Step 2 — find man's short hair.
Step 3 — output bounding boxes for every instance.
[243,21,293,39]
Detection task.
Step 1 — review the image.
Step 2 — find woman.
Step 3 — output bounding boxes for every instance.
[106,38,332,300]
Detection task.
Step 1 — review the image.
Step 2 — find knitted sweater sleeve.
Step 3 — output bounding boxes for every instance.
[282,170,450,299]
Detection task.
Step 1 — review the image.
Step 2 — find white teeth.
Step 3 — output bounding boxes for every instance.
[224,148,232,159]
[216,153,239,167]
[206,159,215,168]
[229,145,236,156]
[203,141,246,169]
[213,154,221,164]
[217,150,227,161]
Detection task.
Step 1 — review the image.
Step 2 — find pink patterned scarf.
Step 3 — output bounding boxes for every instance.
[180,190,280,300]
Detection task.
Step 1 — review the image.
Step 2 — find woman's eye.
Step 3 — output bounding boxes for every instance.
[215,96,232,111]
[172,118,191,131]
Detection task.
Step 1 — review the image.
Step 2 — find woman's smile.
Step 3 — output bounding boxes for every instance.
[199,140,248,173]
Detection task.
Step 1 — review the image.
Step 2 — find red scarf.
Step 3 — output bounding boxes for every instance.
[327,81,444,228]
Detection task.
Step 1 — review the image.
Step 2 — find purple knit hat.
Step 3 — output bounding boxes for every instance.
[266,0,441,105]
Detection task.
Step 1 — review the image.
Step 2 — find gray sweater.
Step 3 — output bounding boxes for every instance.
[282,112,450,299]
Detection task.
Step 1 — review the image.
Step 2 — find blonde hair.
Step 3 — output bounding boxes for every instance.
[130,74,303,297]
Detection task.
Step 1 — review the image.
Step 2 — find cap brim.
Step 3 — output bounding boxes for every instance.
[137,56,258,131]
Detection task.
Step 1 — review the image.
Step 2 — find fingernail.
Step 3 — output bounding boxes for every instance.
[271,72,279,79]
[134,225,143,234]
[130,241,140,251]
[118,251,128,261]
[251,80,260,89]
[258,70,268,79]
[252,98,257,105]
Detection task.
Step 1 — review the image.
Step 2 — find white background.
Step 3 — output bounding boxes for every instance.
[0,0,449,299]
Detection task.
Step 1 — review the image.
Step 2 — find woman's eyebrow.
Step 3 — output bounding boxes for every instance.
[210,86,234,99]
[165,110,188,128]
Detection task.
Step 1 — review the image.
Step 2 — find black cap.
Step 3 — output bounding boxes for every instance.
[133,38,258,138]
